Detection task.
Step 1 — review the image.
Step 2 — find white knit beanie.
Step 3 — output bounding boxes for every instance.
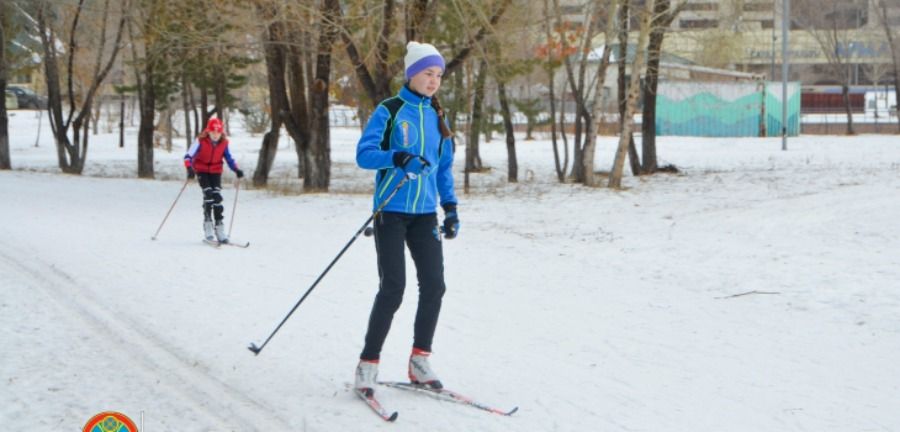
[404,41,445,80]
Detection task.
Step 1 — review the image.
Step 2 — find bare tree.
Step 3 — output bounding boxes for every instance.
[641,0,685,173]
[304,0,342,191]
[609,0,653,189]
[540,0,571,183]
[793,0,863,135]
[583,0,620,187]
[875,0,900,133]
[251,0,340,191]
[339,0,512,108]
[466,57,487,179]
[497,79,517,182]
[36,0,127,174]
[485,5,534,184]
[616,0,641,177]
[553,0,619,186]
[128,0,183,178]
[252,2,288,187]
[551,0,601,183]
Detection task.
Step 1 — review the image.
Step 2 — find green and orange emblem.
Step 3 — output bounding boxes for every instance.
[83,411,138,432]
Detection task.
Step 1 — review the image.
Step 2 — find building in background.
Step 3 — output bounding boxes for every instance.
[664,0,900,86]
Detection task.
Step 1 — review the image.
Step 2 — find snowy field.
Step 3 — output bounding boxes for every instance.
[2,109,900,431]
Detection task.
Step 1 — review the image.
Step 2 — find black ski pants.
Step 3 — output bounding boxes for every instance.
[360,212,447,361]
[196,172,224,222]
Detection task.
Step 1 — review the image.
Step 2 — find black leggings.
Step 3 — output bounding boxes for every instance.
[196,172,224,222]
[360,212,447,361]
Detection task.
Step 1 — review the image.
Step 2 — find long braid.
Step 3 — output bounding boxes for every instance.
[431,96,453,138]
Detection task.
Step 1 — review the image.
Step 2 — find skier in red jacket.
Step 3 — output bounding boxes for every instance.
[184,118,244,243]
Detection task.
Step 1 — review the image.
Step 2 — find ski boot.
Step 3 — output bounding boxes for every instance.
[408,348,442,389]
[355,360,379,397]
[214,221,228,244]
[203,220,215,241]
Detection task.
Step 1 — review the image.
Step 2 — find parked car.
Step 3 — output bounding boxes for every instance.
[5,89,18,110]
[7,85,47,109]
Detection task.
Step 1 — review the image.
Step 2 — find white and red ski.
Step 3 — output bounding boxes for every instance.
[379,381,518,416]
[354,388,399,422]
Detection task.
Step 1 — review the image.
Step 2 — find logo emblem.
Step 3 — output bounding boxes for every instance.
[83,411,138,432]
[397,120,418,148]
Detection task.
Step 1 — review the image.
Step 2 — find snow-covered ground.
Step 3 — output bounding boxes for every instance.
[2,109,900,431]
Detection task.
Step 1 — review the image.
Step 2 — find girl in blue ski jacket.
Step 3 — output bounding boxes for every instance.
[354,41,460,396]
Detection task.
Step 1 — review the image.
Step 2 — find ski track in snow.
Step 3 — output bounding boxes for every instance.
[0,246,293,430]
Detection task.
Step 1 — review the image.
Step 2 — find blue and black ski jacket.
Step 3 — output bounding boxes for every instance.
[356,85,457,214]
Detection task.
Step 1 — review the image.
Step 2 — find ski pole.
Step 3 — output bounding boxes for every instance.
[248,173,412,356]
[228,177,240,237]
[151,177,191,240]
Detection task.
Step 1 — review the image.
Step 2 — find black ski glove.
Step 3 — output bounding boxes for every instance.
[442,203,459,239]
[393,151,431,176]
[186,167,195,179]
[235,168,245,178]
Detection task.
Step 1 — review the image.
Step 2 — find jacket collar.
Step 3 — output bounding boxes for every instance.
[399,84,431,106]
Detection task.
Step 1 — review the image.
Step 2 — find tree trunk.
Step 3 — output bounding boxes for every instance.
[583,2,618,187]
[188,81,199,137]
[617,0,641,178]
[467,59,487,173]
[617,0,628,130]
[0,12,9,170]
[569,106,585,182]
[893,62,900,134]
[200,86,209,127]
[841,83,855,135]
[543,0,564,183]
[641,0,672,173]
[38,4,78,173]
[610,1,652,188]
[254,129,280,187]
[181,73,192,149]
[303,0,341,192]
[164,103,174,151]
[627,119,641,175]
[137,62,156,178]
[119,93,125,148]
[254,17,290,187]
[213,70,226,121]
[584,44,615,186]
[497,80,517,182]
[555,0,598,184]
[286,30,311,180]
[558,74,570,178]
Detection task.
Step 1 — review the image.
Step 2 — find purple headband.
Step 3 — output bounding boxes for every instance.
[405,55,446,80]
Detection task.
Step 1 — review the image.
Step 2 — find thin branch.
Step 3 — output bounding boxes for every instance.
[444,0,513,78]
[65,0,87,131]
[716,290,781,299]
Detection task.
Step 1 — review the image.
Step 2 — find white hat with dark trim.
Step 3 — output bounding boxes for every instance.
[404,41,445,81]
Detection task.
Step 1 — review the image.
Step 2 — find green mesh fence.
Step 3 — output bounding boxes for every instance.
[655,82,800,137]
